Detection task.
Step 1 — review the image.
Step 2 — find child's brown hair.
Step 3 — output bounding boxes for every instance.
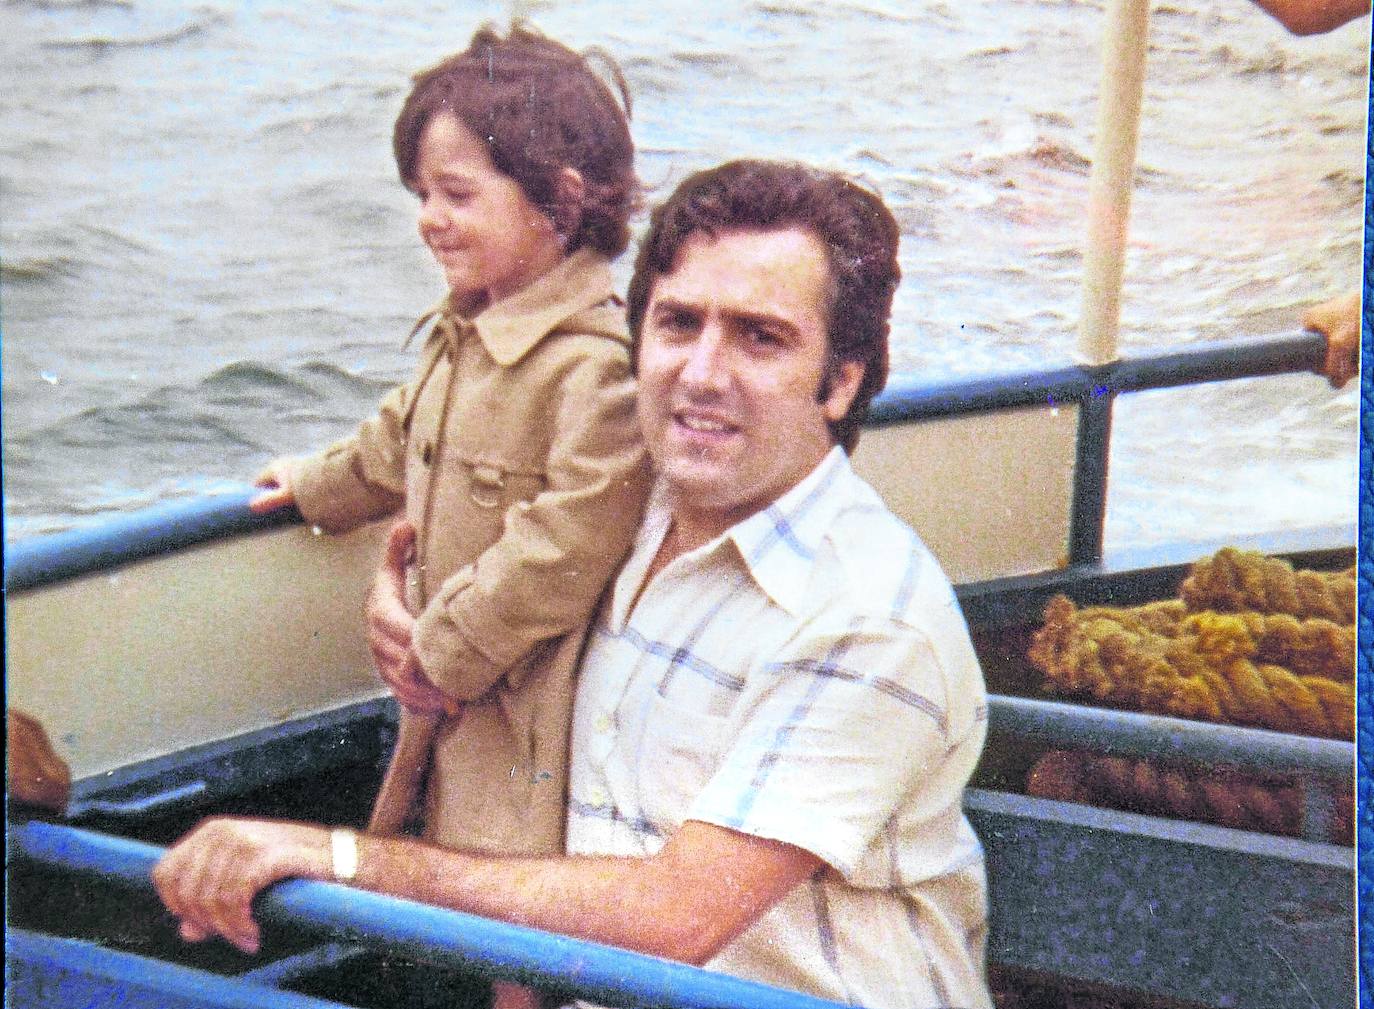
[393,24,638,258]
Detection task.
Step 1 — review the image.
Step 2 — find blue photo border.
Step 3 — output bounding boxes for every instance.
[1357,31,1372,1006]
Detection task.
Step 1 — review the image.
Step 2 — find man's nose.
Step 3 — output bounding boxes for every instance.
[678,325,731,391]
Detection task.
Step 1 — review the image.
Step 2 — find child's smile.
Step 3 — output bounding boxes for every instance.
[412,114,565,312]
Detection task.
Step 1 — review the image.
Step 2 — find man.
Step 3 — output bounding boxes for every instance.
[153,159,992,1009]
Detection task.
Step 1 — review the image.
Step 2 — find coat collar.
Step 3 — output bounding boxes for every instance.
[413,248,621,366]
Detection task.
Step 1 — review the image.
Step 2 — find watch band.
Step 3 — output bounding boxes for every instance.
[330,827,359,882]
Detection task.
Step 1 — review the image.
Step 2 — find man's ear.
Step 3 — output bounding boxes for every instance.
[553,167,586,238]
[820,359,865,424]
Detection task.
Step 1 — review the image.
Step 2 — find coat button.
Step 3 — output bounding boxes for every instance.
[421,442,433,465]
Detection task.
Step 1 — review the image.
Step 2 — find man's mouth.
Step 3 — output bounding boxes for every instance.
[673,410,738,435]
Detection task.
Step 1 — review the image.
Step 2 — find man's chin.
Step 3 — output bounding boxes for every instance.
[659,459,742,509]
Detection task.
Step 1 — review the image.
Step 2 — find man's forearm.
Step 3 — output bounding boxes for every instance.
[353,819,816,965]
[154,816,819,963]
[356,836,697,958]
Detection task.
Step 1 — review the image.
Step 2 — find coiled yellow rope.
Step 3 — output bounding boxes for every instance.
[1180,547,1355,623]
[1027,549,1354,739]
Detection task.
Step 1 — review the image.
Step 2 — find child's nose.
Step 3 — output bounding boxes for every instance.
[418,198,449,233]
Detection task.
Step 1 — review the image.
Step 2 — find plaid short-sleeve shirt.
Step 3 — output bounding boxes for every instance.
[567,448,992,1009]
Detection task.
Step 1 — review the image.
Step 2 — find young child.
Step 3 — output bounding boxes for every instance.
[251,25,649,1006]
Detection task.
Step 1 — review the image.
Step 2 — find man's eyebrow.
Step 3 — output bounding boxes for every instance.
[648,296,700,315]
[731,309,798,335]
[650,297,800,336]
[420,168,475,186]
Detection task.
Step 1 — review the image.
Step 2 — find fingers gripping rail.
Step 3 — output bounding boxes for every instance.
[7,819,854,1009]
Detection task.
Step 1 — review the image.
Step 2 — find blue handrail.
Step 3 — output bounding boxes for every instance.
[4,489,299,592]
[3,330,1332,593]
[991,695,1352,780]
[10,820,853,1009]
[8,928,347,1009]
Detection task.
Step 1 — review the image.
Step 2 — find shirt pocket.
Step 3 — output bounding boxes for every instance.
[636,694,730,833]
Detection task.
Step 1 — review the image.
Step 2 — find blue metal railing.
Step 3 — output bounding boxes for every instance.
[9,820,852,1009]
[867,330,1326,425]
[56,694,1354,845]
[8,928,349,1009]
[991,695,1353,843]
[3,330,1332,593]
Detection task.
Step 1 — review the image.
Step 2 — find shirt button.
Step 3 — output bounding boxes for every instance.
[589,786,607,805]
[595,712,612,732]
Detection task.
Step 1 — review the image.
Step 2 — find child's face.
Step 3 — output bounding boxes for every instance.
[413,114,564,311]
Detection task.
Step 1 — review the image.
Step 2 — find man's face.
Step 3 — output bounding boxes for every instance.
[636,227,864,543]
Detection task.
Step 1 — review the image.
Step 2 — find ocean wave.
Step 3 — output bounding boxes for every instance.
[1205,42,1321,77]
[1320,167,1365,202]
[12,360,382,454]
[827,0,921,25]
[199,361,323,402]
[848,146,894,169]
[964,44,1016,60]
[1027,139,1091,175]
[42,14,224,52]
[667,49,748,74]
[257,110,359,139]
[949,136,1093,181]
[756,2,820,27]
[1,256,81,284]
[2,224,158,284]
[199,360,391,419]
[17,397,264,452]
[296,361,396,397]
[77,224,157,257]
[1031,245,1082,264]
[9,0,131,9]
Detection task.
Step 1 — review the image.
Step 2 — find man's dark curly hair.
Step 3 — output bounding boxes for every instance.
[626,159,900,453]
[393,24,638,258]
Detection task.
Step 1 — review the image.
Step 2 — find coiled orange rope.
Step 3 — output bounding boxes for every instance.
[1026,749,1352,843]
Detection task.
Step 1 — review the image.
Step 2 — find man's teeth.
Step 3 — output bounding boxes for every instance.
[680,414,729,432]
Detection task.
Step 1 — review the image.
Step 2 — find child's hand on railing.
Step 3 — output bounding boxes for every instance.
[249,459,297,513]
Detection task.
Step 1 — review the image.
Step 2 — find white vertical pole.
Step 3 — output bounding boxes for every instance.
[1076,0,1152,366]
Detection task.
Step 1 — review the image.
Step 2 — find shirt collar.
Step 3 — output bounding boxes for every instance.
[609,447,855,628]
[726,446,854,616]
[421,248,622,366]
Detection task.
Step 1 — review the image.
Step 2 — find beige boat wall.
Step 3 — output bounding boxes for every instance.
[6,403,1077,779]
